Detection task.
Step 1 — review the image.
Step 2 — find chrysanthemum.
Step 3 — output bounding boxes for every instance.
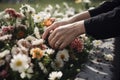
[56,49,69,62]
[10,54,30,73]
[70,38,84,53]
[30,48,44,59]
[48,71,63,80]
[92,40,103,47]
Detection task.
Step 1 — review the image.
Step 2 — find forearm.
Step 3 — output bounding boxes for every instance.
[68,11,91,23]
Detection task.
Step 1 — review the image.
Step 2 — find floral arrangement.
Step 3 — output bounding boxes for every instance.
[0,4,93,80]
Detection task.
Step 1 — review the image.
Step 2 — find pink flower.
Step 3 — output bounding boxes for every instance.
[70,38,84,53]
[5,8,16,17]
[5,8,22,18]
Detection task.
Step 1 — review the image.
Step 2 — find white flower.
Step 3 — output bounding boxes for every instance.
[80,34,88,40]
[92,40,103,47]
[10,54,30,72]
[26,36,36,41]
[32,14,42,23]
[44,48,55,55]
[34,27,41,39]
[48,71,63,80]
[11,46,21,55]
[3,14,10,20]
[104,54,113,61]
[56,49,69,61]
[38,62,48,74]
[38,12,51,20]
[20,67,33,79]
[0,34,12,41]
[44,5,53,13]
[32,39,44,46]
[20,4,35,15]
[63,2,69,9]
[83,0,91,3]
[51,59,64,69]
[0,50,10,58]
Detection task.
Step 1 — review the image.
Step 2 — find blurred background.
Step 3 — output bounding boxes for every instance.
[0,0,106,12]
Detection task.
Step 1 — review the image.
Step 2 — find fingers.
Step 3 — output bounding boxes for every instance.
[48,30,62,48]
[42,25,55,39]
[42,22,59,40]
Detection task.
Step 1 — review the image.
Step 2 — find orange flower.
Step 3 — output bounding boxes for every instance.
[43,18,55,27]
[30,48,44,59]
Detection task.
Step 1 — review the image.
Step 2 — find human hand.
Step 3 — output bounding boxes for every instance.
[48,20,85,49]
[42,20,70,40]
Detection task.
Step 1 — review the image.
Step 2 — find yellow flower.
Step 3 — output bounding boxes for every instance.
[30,48,44,59]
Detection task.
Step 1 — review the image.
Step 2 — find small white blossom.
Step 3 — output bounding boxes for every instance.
[0,50,10,58]
[0,34,12,41]
[39,62,48,74]
[104,54,113,61]
[92,40,103,47]
[34,27,41,39]
[20,67,33,79]
[26,36,36,41]
[83,0,91,3]
[44,49,55,55]
[32,39,44,46]
[48,71,63,80]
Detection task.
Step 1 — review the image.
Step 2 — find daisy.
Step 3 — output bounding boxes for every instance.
[30,48,44,59]
[10,54,30,73]
[48,71,63,80]
[56,49,69,61]
[32,14,42,23]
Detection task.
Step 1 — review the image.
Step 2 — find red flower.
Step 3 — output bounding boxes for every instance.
[70,38,84,53]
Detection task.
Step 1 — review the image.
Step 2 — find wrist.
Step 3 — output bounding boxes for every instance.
[76,20,85,35]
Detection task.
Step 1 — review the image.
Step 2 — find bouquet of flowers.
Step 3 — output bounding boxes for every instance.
[0,4,93,80]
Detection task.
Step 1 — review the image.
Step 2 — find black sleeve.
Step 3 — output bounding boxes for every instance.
[84,6,120,39]
[89,0,120,17]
